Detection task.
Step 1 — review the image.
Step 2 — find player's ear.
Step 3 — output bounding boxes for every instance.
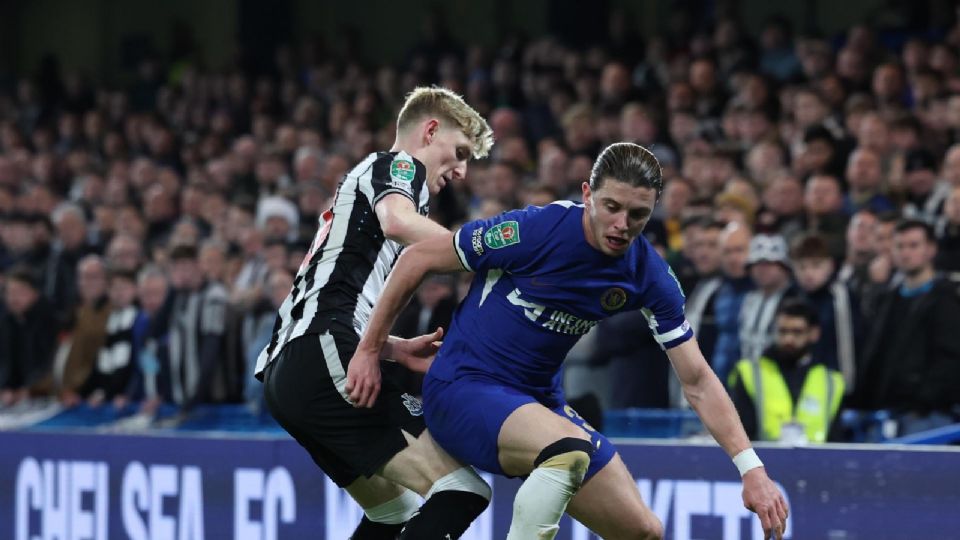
[423,119,440,145]
[581,182,592,205]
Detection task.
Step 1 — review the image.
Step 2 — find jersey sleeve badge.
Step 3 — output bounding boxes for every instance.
[390,157,416,182]
[484,220,520,249]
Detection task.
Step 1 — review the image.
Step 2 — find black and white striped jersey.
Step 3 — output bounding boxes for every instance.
[255,151,429,378]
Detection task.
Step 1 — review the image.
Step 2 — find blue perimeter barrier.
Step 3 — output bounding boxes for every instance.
[2,428,959,539]
[15,404,960,443]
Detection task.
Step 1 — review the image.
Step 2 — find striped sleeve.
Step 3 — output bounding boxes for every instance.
[363,151,426,207]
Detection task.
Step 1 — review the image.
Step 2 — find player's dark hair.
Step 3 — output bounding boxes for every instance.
[777,298,819,327]
[895,218,936,243]
[589,142,663,196]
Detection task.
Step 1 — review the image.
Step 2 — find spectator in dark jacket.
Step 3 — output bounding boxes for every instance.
[855,220,960,435]
[43,203,97,323]
[0,266,58,406]
[791,234,861,393]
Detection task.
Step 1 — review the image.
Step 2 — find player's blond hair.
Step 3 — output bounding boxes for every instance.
[397,87,494,159]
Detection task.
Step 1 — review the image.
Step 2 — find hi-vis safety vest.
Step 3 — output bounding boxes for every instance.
[729,357,845,443]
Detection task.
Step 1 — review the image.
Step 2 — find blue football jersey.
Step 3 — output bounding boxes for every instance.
[431,201,694,395]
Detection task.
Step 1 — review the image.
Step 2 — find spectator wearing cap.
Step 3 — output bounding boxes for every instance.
[738,233,798,363]
[792,234,862,391]
[711,222,755,382]
[0,266,58,406]
[854,220,960,435]
[843,147,896,216]
[256,195,299,243]
[902,148,945,222]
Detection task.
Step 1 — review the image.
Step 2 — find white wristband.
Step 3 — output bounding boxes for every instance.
[733,448,763,477]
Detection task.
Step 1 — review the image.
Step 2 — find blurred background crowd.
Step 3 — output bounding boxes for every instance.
[1,0,959,442]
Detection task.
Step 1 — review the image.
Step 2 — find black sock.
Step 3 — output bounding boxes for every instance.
[350,516,405,540]
[398,490,489,539]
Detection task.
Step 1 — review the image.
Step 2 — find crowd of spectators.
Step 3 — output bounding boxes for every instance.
[1,6,960,440]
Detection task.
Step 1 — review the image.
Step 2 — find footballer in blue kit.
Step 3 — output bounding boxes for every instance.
[423,199,693,480]
[350,143,789,540]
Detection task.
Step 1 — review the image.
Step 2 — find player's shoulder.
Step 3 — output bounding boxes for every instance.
[505,201,581,233]
[371,151,426,181]
[519,200,582,222]
[629,234,671,278]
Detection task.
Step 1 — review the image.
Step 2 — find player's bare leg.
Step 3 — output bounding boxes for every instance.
[497,403,595,539]
[566,453,663,540]
[378,429,491,539]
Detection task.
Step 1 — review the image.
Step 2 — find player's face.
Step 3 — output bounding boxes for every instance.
[421,124,472,195]
[582,178,657,257]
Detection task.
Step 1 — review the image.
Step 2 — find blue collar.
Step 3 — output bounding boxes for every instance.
[899,279,935,298]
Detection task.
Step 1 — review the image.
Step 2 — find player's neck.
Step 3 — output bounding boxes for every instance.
[580,208,603,253]
[389,135,422,159]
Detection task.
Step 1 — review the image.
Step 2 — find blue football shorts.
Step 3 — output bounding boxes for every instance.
[422,372,615,481]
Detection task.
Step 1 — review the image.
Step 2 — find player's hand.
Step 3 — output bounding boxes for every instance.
[391,327,443,373]
[346,348,382,408]
[742,468,788,540]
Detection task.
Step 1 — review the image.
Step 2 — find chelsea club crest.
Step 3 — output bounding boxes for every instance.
[600,287,627,311]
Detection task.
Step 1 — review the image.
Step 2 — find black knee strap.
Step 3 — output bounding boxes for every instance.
[533,437,596,468]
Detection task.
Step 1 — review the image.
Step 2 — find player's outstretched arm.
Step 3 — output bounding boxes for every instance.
[347,232,465,407]
[666,338,789,540]
[376,193,449,245]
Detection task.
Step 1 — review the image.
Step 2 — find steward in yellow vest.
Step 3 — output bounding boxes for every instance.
[728,299,844,443]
